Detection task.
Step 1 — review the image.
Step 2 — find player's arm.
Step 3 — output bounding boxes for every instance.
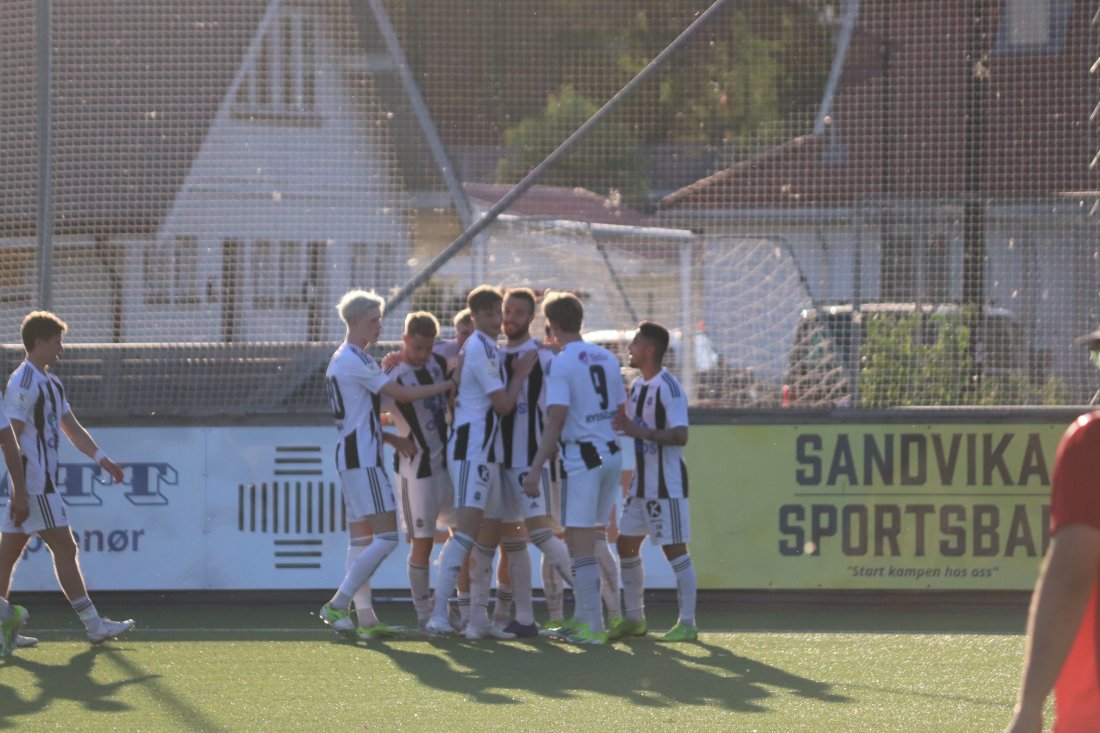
[614,412,687,446]
[1006,523,1100,733]
[61,411,124,483]
[378,374,454,404]
[0,423,28,525]
[522,404,566,498]
[489,349,538,416]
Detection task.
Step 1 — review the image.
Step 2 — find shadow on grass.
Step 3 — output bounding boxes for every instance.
[369,635,850,713]
[0,646,155,728]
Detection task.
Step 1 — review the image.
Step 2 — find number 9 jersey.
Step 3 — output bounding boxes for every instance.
[545,340,625,469]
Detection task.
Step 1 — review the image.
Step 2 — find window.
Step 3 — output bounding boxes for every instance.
[173,236,200,306]
[350,241,398,293]
[232,7,320,125]
[142,247,169,306]
[279,240,306,308]
[251,240,277,309]
[994,0,1071,55]
[0,248,34,305]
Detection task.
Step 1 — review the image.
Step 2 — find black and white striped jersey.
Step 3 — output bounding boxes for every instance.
[493,338,554,469]
[325,343,392,473]
[626,369,689,499]
[4,361,71,496]
[382,353,450,479]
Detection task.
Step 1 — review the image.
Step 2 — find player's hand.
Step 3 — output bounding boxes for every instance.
[513,349,538,381]
[1003,704,1042,733]
[7,493,29,526]
[521,469,541,498]
[612,404,637,435]
[389,435,419,459]
[100,457,125,483]
[380,350,402,371]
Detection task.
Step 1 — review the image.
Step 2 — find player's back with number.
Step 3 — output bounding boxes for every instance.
[325,343,390,471]
[548,340,624,448]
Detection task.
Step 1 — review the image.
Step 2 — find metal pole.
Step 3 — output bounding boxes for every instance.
[36,0,54,310]
[384,0,731,312]
[359,0,475,229]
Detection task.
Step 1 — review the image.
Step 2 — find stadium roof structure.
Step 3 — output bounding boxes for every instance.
[0,0,454,238]
[659,0,1097,212]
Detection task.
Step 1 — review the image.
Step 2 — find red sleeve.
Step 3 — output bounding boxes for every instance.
[1051,413,1100,533]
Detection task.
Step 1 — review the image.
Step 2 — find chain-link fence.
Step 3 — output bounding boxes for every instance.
[1,0,1098,418]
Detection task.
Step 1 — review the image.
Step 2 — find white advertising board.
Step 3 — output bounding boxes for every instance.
[3,426,674,591]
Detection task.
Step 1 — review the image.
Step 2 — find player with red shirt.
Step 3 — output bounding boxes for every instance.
[1007,328,1100,733]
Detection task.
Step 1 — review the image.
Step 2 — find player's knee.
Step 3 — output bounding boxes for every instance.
[662,543,688,561]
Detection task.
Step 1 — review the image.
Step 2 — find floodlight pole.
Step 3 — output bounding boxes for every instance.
[385,0,731,312]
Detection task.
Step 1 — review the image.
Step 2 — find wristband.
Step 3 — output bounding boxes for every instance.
[94,449,108,464]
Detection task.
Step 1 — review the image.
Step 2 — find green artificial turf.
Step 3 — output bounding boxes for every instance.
[0,600,1048,732]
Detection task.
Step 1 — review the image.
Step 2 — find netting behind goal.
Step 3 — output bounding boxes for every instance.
[1,0,1098,418]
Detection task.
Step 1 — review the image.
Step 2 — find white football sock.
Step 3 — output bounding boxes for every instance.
[670,553,697,627]
[620,555,645,622]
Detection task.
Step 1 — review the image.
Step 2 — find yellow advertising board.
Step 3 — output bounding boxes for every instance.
[688,422,1065,590]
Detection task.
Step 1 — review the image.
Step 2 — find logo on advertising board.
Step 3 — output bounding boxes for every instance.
[0,461,176,507]
[776,427,1054,587]
[236,445,345,571]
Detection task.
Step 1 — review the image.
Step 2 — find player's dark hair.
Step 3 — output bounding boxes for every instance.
[637,321,670,361]
[504,287,537,315]
[542,291,584,333]
[467,285,503,314]
[404,311,440,340]
[21,311,67,352]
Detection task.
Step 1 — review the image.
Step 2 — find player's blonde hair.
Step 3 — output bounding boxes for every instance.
[336,290,385,325]
[404,311,440,339]
[452,308,473,328]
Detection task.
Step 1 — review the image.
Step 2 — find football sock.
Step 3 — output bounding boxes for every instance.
[431,531,474,620]
[468,543,496,628]
[493,583,513,625]
[334,532,398,608]
[671,553,697,627]
[408,561,432,623]
[594,530,621,620]
[541,552,564,621]
[620,555,645,622]
[572,556,603,632]
[502,539,534,625]
[345,536,375,626]
[71,596,101,630]
[530,528,573,586]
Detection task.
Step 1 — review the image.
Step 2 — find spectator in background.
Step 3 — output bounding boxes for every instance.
[1005,327,1100,733]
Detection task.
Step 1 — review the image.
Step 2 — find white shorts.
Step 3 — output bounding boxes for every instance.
[449,459,503,514]
[499,466,554,523]
[396,473,456,539]
[340,467,396,521]
[619,495,691,545]
[560,452,622,529]
[2,493,70,534]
